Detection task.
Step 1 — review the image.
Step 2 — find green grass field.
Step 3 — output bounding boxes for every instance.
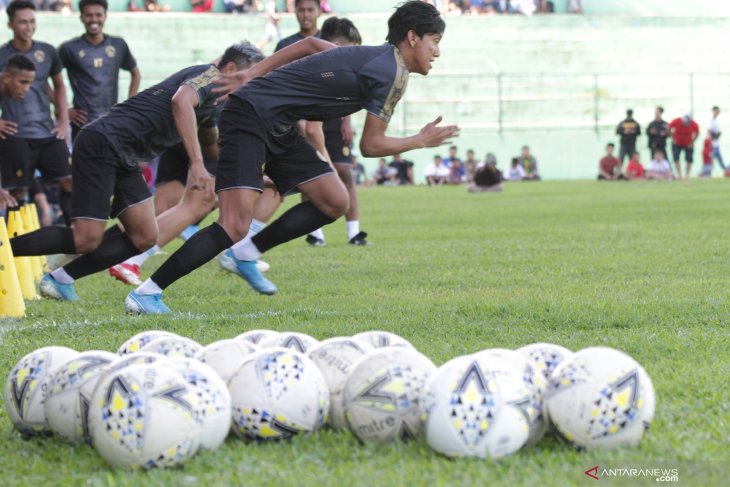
[1,180,728,486]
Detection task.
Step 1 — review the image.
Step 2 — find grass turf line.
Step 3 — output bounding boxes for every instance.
[0,180,728,486]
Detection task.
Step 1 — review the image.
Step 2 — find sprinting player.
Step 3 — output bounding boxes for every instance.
[9,45,257,302]
[59,0,141,140]
[127,1,458,314]
[0,0,72,225]
[0,54,32,210]
[302,17,369,246]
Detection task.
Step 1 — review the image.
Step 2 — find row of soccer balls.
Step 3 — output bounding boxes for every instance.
[4,329,655,469]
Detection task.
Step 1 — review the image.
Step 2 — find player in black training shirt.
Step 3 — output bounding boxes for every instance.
[0,1,73,225]
[128,1,458,314]
[58,0,141,140]
[275,0,320,52]
[10,46,257,303]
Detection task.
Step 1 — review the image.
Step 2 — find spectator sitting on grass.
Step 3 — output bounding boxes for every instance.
[424,155,450,185]
[646,150,675,180]
[598,142,624,180]
[468,164,503,193]
[625,152,645,179]
[388,153,414,185]
[442,144,461,168]
[503,157,526,181]
[372,158,396,186]
[518,145,540,180]
[448,158,466,184]
[463,149,479,183]
[351,155,370,186]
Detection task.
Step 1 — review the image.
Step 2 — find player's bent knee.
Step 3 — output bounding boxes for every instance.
[73,232,103,254]
[128,231,158,252]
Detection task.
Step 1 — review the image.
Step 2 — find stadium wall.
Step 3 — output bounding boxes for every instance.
[20,13,730,180]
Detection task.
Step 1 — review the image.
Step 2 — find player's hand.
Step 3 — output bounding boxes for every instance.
[187,164,214,195]
[212,71,250,101]
[418,116,460,148]
[340,116,355,145]
[52,121,69,140]
[68,108,88,127]
[0,120,18,139]
[0,189,17,211]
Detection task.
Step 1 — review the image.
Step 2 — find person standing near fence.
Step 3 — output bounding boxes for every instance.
[708,106,724,172]
[616,108,640,167]
[646,106,669,161]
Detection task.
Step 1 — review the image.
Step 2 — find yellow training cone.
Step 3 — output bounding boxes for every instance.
[26,203,49,272]
[20,206,42,282]
[7,210,38,300]
[0,217,25,317]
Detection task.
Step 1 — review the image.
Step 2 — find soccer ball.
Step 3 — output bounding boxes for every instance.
[343,347,435,442]
[4,346,78,435]
[140,336,203,358]
[258,332,319,354]
[545,347,655,450]
[422,354,530,459]
[234,329,279,345]
[116,330,179,355]
[351,330,416,350]
[88,364,202,469]
[164,358,232,451]
[306,337,373,430]
[473,348,547,446]
[44,350,118,442]
[228,348,329,440]
[195,339,258,384]
[517,342,574,383]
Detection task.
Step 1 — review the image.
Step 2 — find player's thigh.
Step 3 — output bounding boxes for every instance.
[154,180,185,214]
[35,138,72,183]
[0,137,33,189]
[69,132,119,221]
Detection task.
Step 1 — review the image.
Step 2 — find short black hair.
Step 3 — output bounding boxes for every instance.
[386,1,445,45]
[79,0,108,12]
[434,154,442,160]
[713,105,720,111]
[7,0,36,21]
[656,106,664,113]
[626,109,633,116]
[321,17,361,45]
[3,54,35,73]
[294,0,320,8]
[606,142,615,148]
[218,41,265,71]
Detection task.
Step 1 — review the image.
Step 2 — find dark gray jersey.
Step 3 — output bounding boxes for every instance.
[0,40,63,138]
[234,44,408,131]
[58,34,137,124]
[85,64,222,169]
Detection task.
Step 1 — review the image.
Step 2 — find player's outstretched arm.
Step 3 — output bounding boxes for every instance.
[359,114,459,158]
[171,85,213,193]
[214,37,336,96]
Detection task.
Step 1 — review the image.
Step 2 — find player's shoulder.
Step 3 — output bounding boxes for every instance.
[32,39,58,52]
[58,36,83,51]
[104,34,131,47]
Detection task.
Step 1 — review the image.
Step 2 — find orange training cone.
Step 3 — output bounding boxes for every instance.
[20,206,42,282]
[0,217,25,318]
[27,203,49,273]
[7,209,38,300]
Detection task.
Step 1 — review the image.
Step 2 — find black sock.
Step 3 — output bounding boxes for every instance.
[252,201,336,253]
[63,232,143,280]
[10,226,76,256]
[60,190,72,227]
[150,222,233,290]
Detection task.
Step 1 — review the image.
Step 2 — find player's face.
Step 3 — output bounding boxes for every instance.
[8,8,36,43]
[3,70,35,99]
[409,32,441,76]
[80,5,106,36]
[295,0,319,32]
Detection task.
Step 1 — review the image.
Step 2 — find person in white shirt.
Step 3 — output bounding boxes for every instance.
[646,150,675,180]
[708,106,725,170]
[424,155,450,185]
[503,157,526,181]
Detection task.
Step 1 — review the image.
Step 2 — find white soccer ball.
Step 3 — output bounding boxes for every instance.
[234,329,279,345]
[422,354,531,459]
[88,364,202,469]
[351,330,416,350]
[545,347,655,450]
[228,348,329,440]
[473,348,547,446]
[4,346,78,435]
[140,336,203,358]
[307,337,373,430]
[164,358,232,451]
[116,330,179,355]
[258,332,319,354]
[517,342,574,383]
[44,350,118,442]
[195,339,258,384]
[343,347,435,442]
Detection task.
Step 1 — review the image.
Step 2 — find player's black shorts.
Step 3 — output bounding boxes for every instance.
[215,97,334,196]
[71,130,152,220]
[672,143,694,163]
[324,131,353,165]
[0,136,71,189]
[155,143,218,186]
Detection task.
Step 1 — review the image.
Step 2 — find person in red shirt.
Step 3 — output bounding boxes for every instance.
[625,151,645,179]
[669,113,700,179]
[700,130,714,177]
[598,142,626,180]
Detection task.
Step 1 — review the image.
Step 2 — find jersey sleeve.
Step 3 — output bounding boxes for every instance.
[48,46,63,77]
[57,42,71,68]
[181,65,221,107]
[118,39,137,71]
[360,50,409,124]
